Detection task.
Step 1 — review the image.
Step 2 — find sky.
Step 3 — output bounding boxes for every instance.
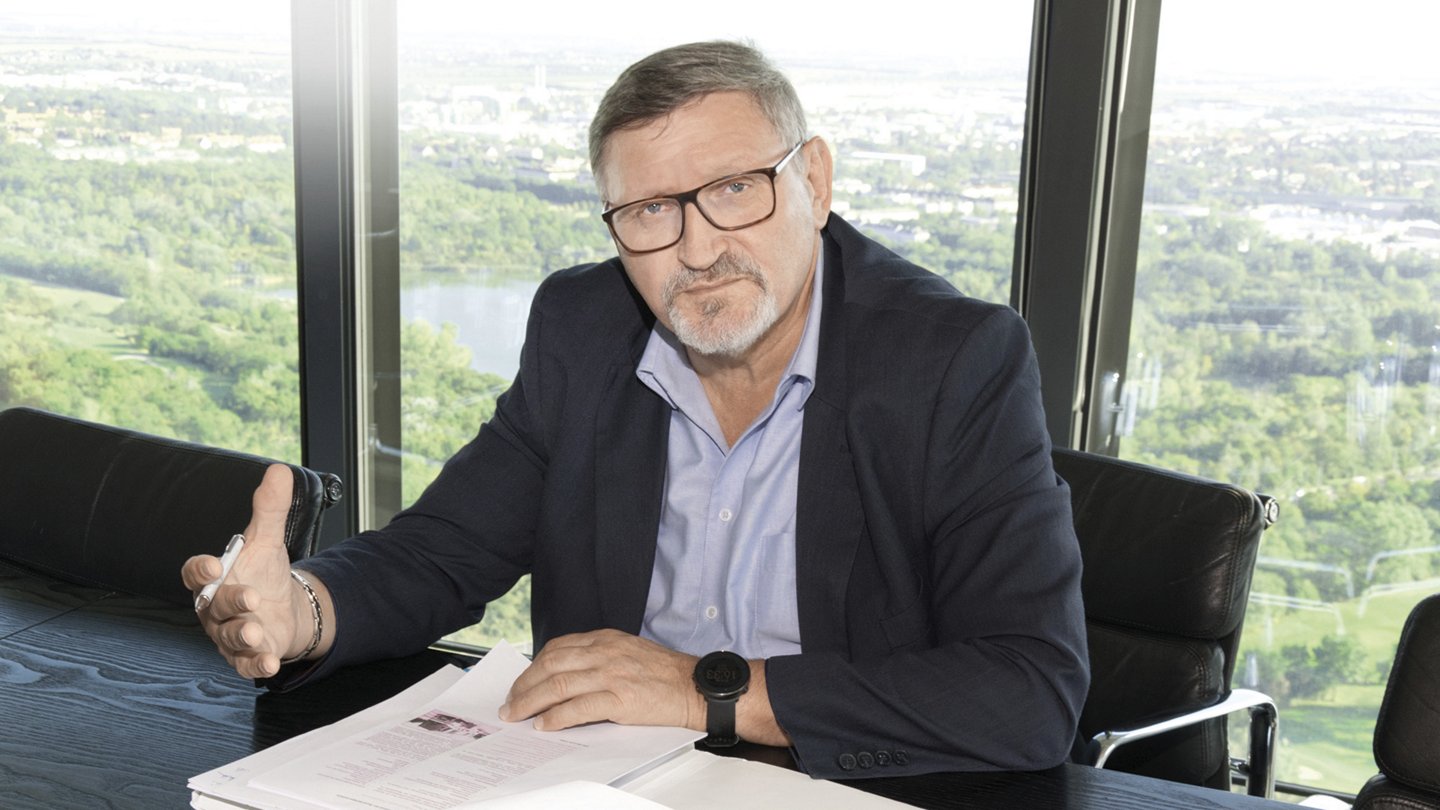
[3,1,1438,84]
[1156,1,1440,83]
[0,1,1031,60]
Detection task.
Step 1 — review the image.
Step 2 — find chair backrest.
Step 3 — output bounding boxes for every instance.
[1353,593,1440,810]
[1054,448,1273,790]
[0,406,342,606]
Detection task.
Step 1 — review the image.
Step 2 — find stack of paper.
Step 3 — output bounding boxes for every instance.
[189,641,703,809]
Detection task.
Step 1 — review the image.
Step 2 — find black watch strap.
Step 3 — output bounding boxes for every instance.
[703,695,739,748]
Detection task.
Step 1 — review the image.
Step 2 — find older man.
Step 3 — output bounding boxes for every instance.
[184,40,1088,779]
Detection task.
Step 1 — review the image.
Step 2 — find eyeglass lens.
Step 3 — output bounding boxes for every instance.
[609,171,777,252]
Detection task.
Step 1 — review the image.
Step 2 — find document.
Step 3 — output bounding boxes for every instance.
[189,641,702,809]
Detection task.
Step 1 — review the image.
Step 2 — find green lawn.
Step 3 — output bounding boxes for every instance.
[5,271,230,383]
[1239,591,1437,794]
[1268,686,1382,789]
[2,271,131,353]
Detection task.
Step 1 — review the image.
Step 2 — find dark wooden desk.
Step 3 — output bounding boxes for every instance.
[0,558,102,637]
[0,565,1293,809]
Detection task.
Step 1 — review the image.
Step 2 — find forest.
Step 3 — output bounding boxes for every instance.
[3,63,1439,788]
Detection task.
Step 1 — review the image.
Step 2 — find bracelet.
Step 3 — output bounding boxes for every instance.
[281,569,323,665]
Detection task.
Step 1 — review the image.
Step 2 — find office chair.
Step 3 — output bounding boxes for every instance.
[1352,592,1440,810]
[0,406,341,606]
[1054,448,1278,798]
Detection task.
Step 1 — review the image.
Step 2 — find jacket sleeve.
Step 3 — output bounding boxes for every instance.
[765,306,1090,778]
[260,280,557,691]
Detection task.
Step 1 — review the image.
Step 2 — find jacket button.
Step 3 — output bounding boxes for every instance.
[838,753,857,771]
[875,750,892,766]
[894,750,910,765]
[857,751,875,769]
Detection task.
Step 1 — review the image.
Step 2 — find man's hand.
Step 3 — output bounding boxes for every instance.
[500,629,704,732]
[181,463,311,679]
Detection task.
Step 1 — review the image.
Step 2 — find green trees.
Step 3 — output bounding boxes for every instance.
[1252,635,1369,707]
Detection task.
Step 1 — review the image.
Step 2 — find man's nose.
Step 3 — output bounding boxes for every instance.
[676,200,722,270]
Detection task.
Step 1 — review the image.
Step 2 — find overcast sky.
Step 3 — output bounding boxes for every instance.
[5,1,1438,84]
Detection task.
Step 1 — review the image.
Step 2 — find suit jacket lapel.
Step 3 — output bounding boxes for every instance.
[593,352,670,634]
[795,230,865,655]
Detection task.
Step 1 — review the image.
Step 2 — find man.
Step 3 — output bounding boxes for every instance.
[184,41,1089,779]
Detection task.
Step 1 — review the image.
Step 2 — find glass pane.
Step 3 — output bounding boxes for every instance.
[1120,1,1440,793]
[0,3,300,460]
[393,3,1032,651]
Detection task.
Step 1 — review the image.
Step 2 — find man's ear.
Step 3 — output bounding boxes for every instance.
[802,136,834,227]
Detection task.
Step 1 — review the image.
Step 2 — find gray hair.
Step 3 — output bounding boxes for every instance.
[588,41,807,193]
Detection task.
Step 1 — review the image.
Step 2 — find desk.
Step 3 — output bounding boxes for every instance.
[0,558,101,636]
[0,565,1293,809]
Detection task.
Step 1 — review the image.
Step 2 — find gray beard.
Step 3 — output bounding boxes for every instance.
[662,253,779,358]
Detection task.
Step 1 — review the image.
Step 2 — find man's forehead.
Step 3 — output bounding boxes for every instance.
[597,92,784,201]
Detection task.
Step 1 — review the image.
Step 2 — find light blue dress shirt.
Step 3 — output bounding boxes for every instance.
[635,257,824,660]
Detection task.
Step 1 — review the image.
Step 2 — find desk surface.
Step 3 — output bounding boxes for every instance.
[0,563,1293,810]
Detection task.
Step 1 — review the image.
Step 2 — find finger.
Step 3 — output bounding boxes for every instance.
[216,617,267,652]
[181,554,221,591]
[507,642,596,703]
[505,660,610,722]
[205,583,259,623]
[249,652,281,679]
[243,463,294,552]
[533,690,618,731]
[231,649,282,680]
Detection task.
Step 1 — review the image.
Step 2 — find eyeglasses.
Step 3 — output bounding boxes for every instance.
[601,141,806,255]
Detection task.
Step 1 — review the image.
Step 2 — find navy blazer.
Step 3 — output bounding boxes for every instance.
[289,214,1089,779]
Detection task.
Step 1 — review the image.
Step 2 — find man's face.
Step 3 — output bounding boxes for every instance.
[598,91,832,360]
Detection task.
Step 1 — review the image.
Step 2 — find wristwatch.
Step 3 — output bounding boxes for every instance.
[693,651,750,747]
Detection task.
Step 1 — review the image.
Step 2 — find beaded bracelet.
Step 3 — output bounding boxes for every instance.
[281,569,323,665]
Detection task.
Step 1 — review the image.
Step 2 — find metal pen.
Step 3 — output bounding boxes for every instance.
[194,533,245,612]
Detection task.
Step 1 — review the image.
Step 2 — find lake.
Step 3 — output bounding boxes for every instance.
[402,277,541,381]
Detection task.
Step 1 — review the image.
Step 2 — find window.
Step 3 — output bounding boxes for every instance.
[1113,1,1440,793]
[0,2,300,459]
[384,2,1033,650]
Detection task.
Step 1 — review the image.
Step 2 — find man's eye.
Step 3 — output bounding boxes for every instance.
[640,201,670,216]
[723,180,752,194]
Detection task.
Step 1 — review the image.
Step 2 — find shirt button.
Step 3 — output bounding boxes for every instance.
[875,750,892,766]
[837,753,857,771]
[718,508,733,522]
[857,751,875,769]
[893,750,910,766]
[704,605,718,620]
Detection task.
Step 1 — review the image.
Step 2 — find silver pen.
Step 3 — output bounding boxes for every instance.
[194,534,246,612]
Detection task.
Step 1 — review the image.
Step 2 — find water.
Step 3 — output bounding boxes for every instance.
[401,277,541,381]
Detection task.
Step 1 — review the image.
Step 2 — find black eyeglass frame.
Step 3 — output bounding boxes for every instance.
[600,140,807,255]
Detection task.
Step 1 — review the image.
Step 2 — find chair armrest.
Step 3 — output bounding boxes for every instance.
[1091,688,1277,798]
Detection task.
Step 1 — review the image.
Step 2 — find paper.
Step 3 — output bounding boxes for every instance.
[621,750,911,809]
[452,781,670,809]
[192,664,466,810]
[190,641,702,809]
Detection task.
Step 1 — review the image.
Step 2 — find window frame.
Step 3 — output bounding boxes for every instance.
[292,0,402,546]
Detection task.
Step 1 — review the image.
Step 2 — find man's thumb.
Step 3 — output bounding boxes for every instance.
[245,463,294,550]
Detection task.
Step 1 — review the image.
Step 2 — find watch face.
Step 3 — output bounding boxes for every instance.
[695,651,750,699]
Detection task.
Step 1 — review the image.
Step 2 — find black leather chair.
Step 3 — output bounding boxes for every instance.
[1054,448,1279,798]
[1352,592,1440,810]
[0,406,341,606]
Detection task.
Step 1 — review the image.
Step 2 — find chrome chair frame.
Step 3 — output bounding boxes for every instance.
[1091,687,1277,797]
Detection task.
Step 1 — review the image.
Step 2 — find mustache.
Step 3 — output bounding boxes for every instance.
[661,253,768,309]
